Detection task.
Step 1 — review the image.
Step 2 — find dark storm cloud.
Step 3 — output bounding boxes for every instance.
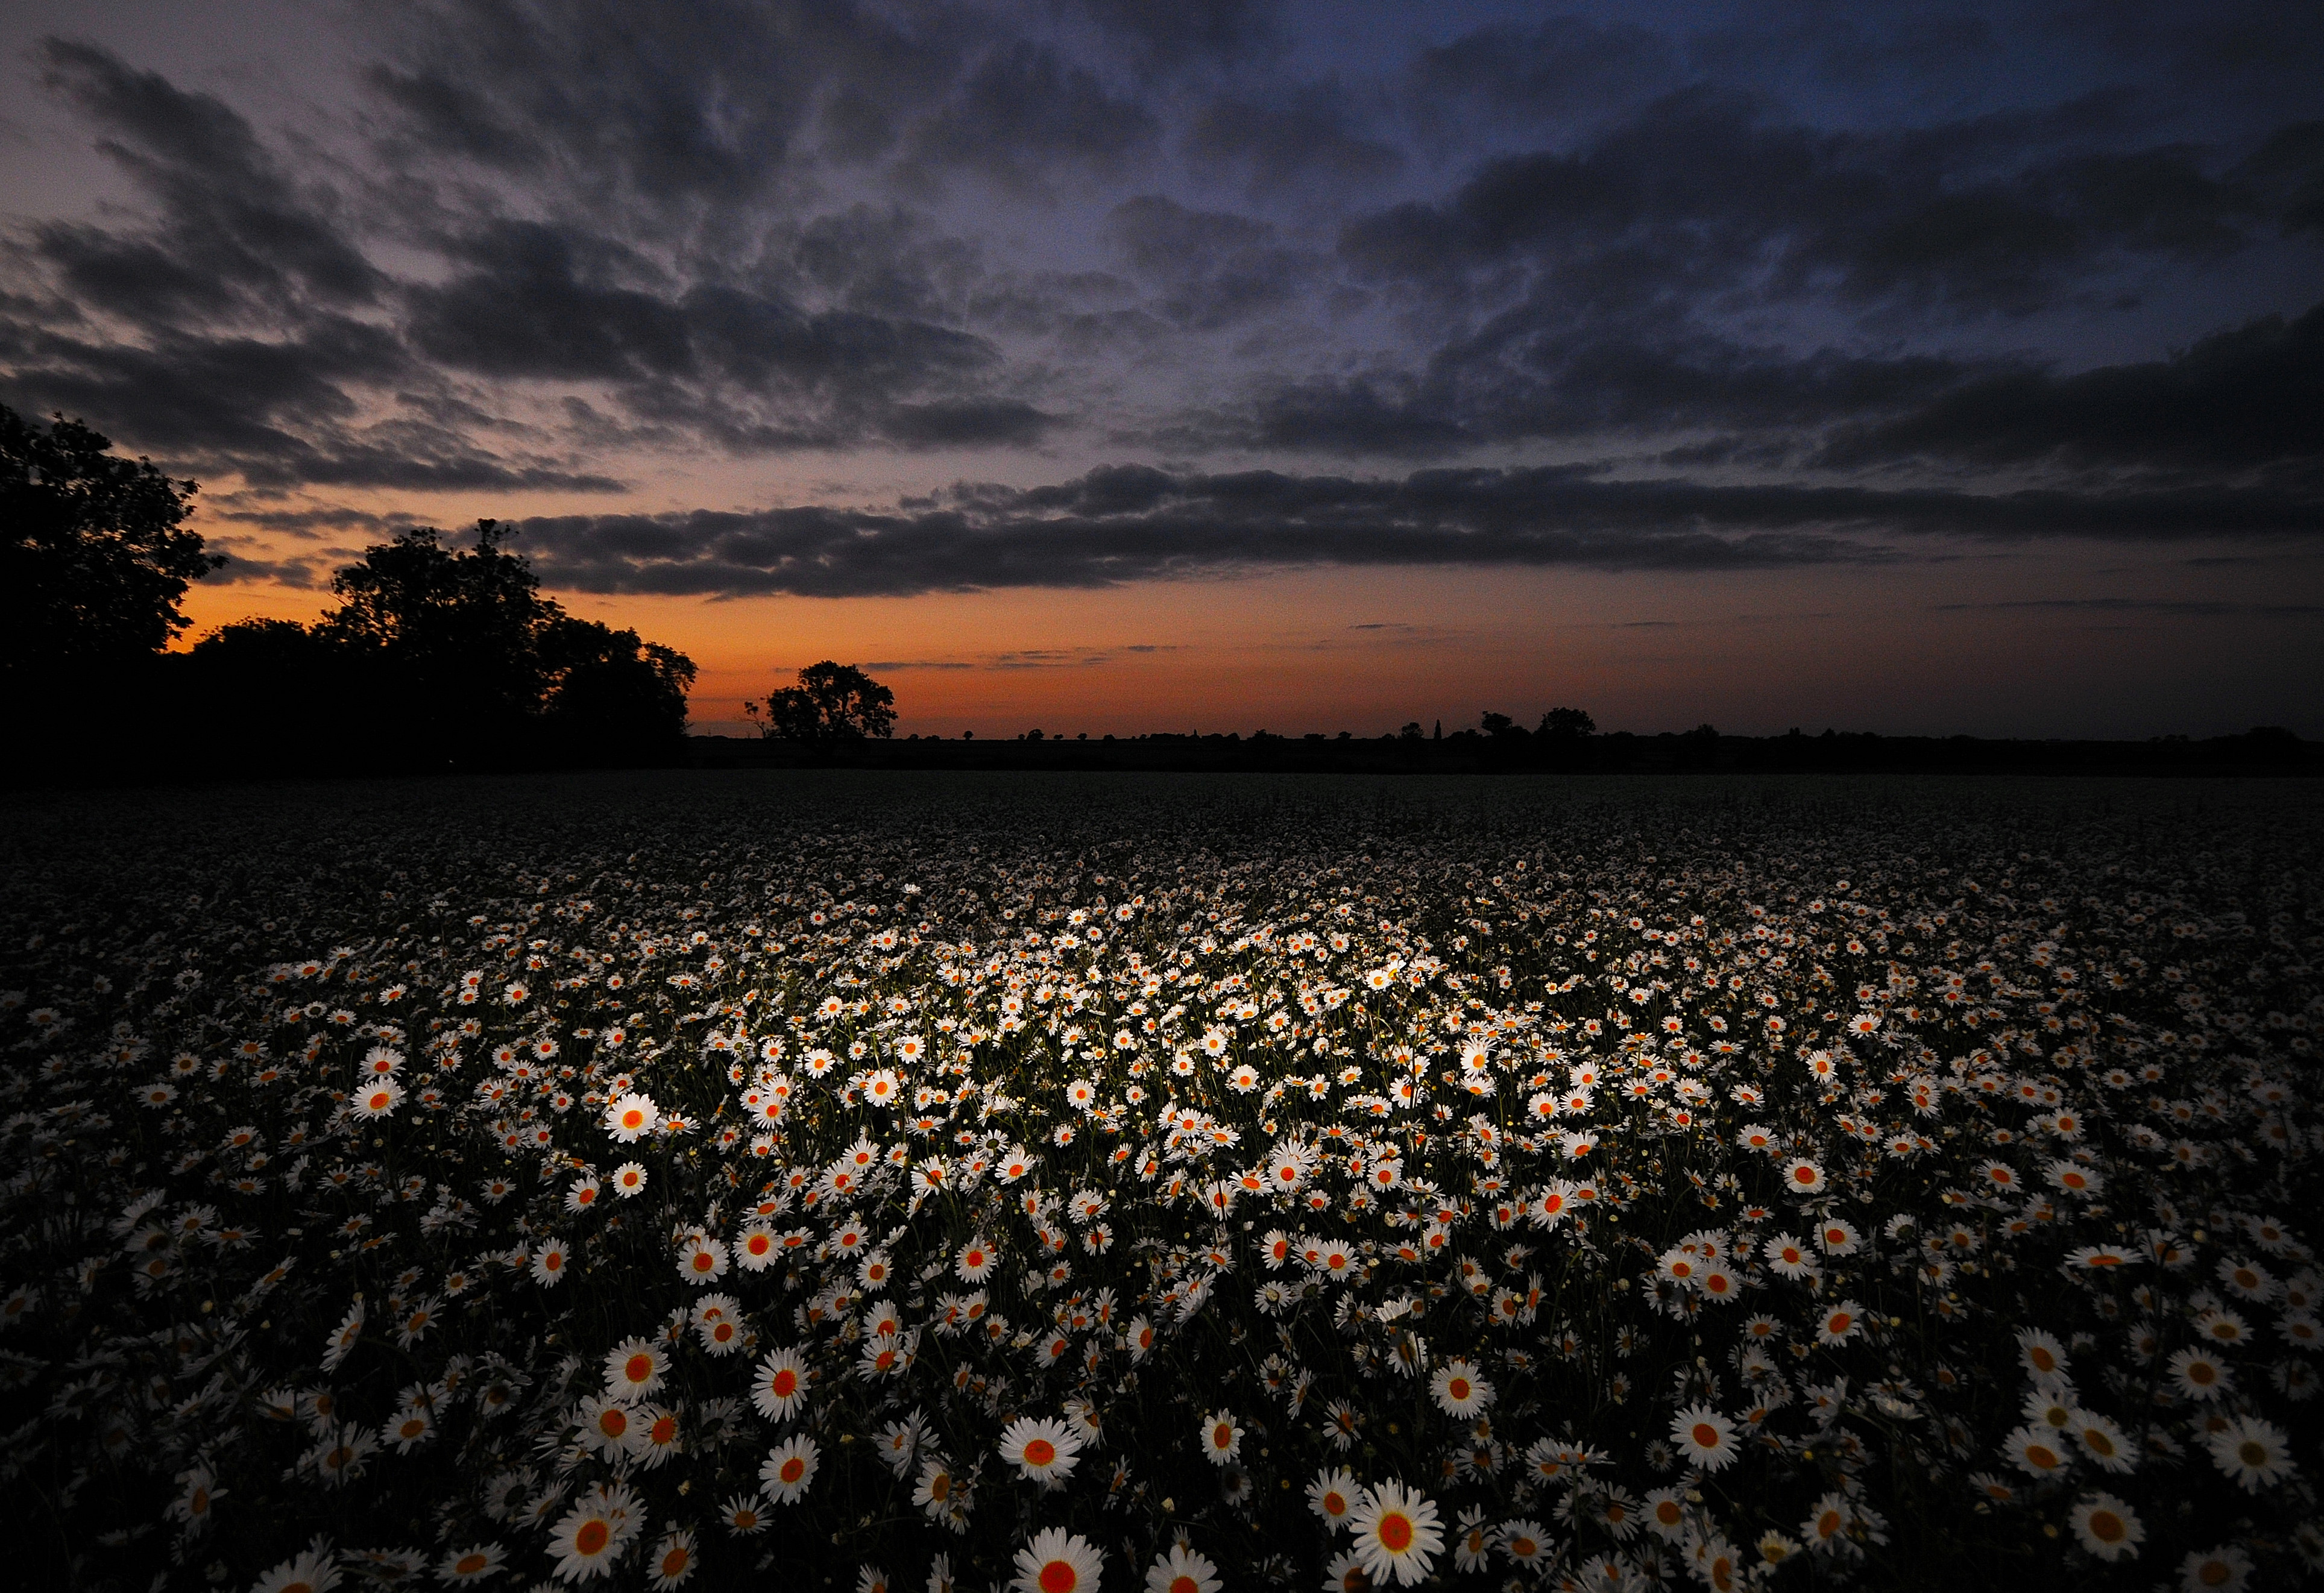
[1238,293,2324,483]
[207,503,421,536]
[7,31,1058,478]
[1403,17,1680,149]
[33,39,384,318]
[1,316,625,494]
[1820,300,2324,479]
[1076,0,1281,72]
[4,317,389,454]
[201,551,328,587]
[1180,88,1403,198]
[901,42,1159,196]
[2240,122,2324,233]
[1103,198,1320,330]
[364,0,955,203]
[1341,87,2263,316]
[1185,78,2324,466]
[399,218,1008,432]
[1240,334,1977,457]
[1934,598,2323,616]
[509,462,2322,600]
[8,1,2324,541]
[3,42,641,492]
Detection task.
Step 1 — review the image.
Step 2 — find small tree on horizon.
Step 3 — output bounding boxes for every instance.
[745,661,896,741]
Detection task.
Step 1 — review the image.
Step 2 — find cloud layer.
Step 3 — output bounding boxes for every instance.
[504,463,2321,599]
[2,0,2320,592]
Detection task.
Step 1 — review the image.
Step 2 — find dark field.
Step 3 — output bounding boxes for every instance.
[3,773,2319,1592]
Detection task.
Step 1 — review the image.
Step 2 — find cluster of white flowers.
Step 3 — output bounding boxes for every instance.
[0,778,2317,1592]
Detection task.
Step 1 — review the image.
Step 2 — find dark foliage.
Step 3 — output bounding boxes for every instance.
[744,659,896,743]
[0,403,697,785]
[162,522,699,778]
[0,405,214,688]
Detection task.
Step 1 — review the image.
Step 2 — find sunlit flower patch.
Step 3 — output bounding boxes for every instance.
[0,776,2318,1589]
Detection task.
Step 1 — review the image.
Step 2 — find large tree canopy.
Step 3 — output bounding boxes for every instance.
[181,521,698,771]
[0,403,214,682]
[316,520,559,731]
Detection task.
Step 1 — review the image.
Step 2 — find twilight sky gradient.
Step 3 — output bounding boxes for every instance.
[4,0,2320,738]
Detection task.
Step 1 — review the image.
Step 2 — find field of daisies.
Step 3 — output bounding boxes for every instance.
[2,771,2320,1593]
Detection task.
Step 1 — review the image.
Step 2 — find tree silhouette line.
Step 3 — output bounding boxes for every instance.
[4,405,698,782]
[7,404,2307,786]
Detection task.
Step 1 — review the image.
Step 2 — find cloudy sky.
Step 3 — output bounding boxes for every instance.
[4,0,2319,737]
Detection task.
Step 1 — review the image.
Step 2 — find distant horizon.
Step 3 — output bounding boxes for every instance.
[7,1,2320,741]
[683,711,2311,744]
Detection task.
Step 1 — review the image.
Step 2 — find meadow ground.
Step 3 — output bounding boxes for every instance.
[2,771,2319,1593]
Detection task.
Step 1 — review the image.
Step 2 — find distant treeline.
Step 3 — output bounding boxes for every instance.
[7,403,697,785]
[8,406,2313,789]
[693,723,2317,778]
[37,522,694,785]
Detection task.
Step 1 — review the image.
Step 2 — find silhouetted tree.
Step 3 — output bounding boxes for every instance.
[1538,706,1597,738]
[159,521,696,776]
[174,618,357,772]
[745,661,895,741]
[1677,722,1722,771]
[1,404,215,691]
[538,617,698,761]
[315,521,554,756]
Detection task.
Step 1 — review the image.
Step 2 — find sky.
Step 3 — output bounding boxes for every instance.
[2,0,2319,739]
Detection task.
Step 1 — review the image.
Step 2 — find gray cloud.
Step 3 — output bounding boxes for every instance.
[1103,196,1320,331]
[6,0,2322,552]
[1337,86,2272,314]
[1933,597,2324,615]
[506,462,2323,600]
[1180,86,1402,199]
[35,39,385,318]
[1819,300,2324,482]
